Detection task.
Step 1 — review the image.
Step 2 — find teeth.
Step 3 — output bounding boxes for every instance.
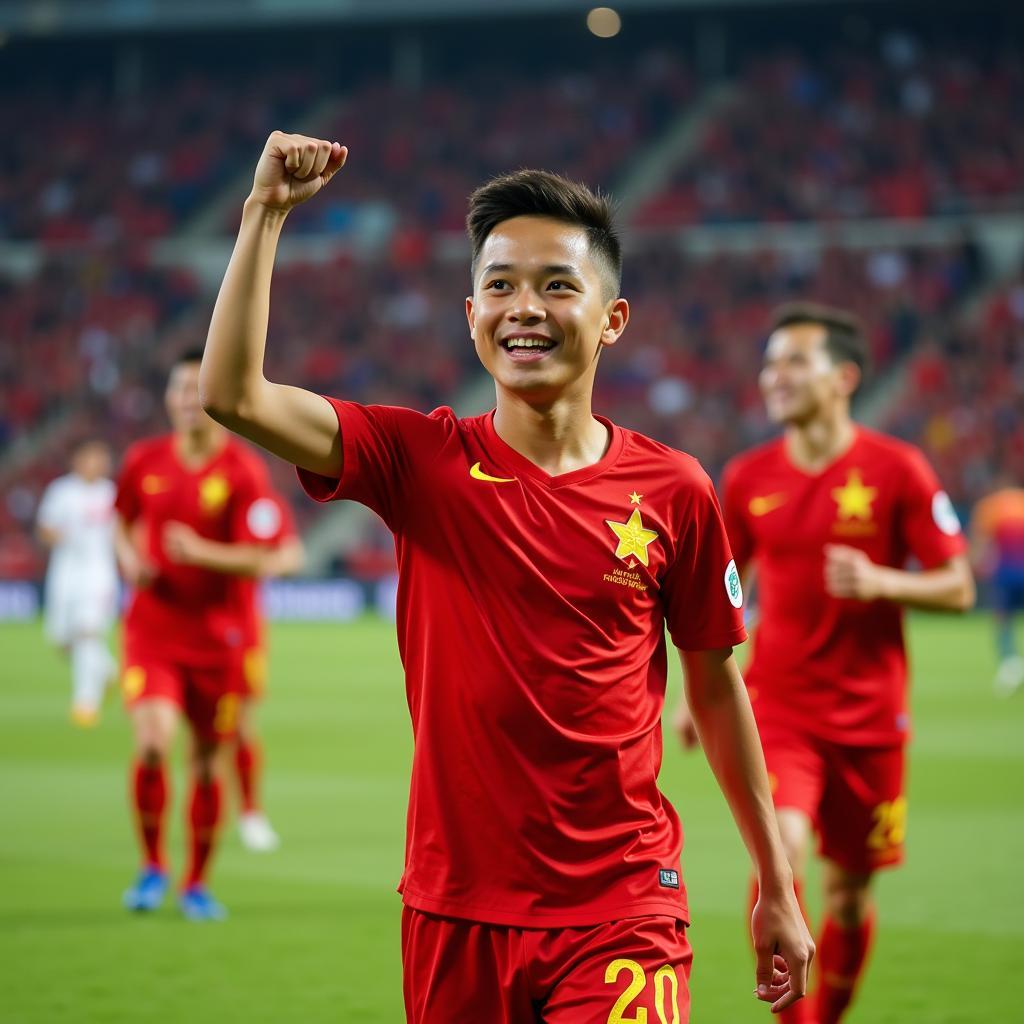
[506,338,552,349]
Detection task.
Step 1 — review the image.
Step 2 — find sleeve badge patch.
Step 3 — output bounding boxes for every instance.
[724,559,743,609]
[931,491,961,537]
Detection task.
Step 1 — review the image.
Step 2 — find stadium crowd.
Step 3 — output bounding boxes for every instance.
[886,274,1024,507]
[2,70,313,243]
[2,25,1021,580]
[635,36,1023,226]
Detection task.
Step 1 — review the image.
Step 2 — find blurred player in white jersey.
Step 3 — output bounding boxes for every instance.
[36,440,119,726]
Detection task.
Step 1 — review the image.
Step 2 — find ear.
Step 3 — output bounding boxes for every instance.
[465,296,476,340]
[837,360,861,398]
[599,297,629,350]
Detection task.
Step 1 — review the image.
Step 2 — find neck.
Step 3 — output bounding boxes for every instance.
[784,405,856,472]
[175,425,225,466]
[492,386,609,476]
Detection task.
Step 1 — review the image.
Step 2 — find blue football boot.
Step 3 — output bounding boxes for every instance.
[178,884,227,921]
[123,867,169,912]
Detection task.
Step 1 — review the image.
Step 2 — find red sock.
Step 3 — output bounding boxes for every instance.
[234,737,261,813]
[814,912,875,1024]
[131,761,168,870]
[749,877,812,1024]
[184,778,222,889]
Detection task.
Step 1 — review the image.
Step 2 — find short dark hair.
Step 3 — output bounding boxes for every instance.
[770,302,870,380]
[466,169,622,297]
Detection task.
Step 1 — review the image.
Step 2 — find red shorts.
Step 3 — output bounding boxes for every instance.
[402,909,691,1024]
[758,719,907,874]
[121,647,245,742]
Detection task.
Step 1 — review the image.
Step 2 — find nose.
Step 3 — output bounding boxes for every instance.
[507,286,546,324]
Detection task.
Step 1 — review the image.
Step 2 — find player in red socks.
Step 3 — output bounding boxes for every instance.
[200,131,814,1019]
[115,349,286,920]
[676,303,974,1021]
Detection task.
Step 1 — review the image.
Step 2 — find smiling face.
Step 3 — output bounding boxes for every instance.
[759,323,859,426]
[465,215,628,406]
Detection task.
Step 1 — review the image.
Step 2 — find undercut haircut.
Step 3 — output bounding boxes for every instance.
[770,302,870,382]
[466,169,622,298]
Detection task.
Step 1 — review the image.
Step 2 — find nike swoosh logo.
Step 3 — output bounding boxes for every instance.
[470,462,516,484]
[749,493,787,517]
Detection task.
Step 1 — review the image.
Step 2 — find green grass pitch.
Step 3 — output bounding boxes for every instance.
[1,613,1020,1022]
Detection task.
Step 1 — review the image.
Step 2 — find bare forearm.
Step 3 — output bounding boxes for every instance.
[683,650,791,890]
[876,559,975,612]
[201,198,287,420]
[200,166,342,477]
[264,538,305,577]
[187,539,271,577]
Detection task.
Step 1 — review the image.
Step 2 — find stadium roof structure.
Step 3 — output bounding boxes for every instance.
[0,0,886,37]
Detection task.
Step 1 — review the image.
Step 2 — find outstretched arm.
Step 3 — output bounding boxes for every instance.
[681,646,814,1014]
[200,132,348,477]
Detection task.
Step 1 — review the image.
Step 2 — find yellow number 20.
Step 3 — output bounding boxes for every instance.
[867,797,908,851]
[606,959,681,1024]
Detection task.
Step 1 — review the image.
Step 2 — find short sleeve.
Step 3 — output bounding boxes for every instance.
[115,446,144,523]
[897,446,966,569]
[720,458,755,574]
[235,489,292,546]
[229,451,276,545]
[662,467,748,651]
[296,398,451,532]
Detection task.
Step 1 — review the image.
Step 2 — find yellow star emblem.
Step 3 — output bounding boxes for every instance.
[629,491,643,505]
[831,469,877,521]
[199,473,231,514]
[605,507,659,567]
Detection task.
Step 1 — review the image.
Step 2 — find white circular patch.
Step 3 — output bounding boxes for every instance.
[724,559,743,609]
[246,497,282,540]
[931,491,961,537]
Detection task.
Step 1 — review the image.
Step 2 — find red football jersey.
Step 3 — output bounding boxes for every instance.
[116,435,275,666]
[722,426,965,746]
[299,401,746,928]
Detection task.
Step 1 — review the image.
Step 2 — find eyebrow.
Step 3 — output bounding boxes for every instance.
[481,262,584,278]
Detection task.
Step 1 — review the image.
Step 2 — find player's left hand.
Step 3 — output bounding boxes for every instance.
[751,885,815,1014]
[824,544,886,602]
[163,521,206,565]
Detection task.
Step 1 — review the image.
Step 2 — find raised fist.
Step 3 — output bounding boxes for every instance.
[249,131,347,212]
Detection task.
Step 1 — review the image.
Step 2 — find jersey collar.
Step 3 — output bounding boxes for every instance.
[481,411,626,489]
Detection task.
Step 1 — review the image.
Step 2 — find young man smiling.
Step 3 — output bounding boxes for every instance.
[200,131,811,1021]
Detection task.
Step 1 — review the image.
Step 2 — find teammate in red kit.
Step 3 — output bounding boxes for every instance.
[233,488,304,851]
[115,348,288,920]
[675,304,974,1023]
[200,131,812,1019]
